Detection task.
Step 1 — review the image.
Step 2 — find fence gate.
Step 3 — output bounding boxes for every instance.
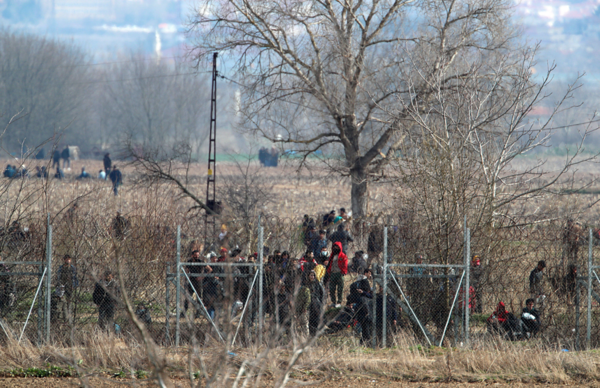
[166,225,264,347]
[378,227,471,347]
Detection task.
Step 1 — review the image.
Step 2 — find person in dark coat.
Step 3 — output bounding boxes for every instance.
[529,260,546,298]
[183,250,205,318]
[3,165,14,178]
[93,271,119,331]
[103,153,112,174]
[61,146,70,169]
[328,223,354,257]
[521,298,541,337]
[345,267,373,344]
[54,167,64,180]
[109,165,122,196]
[307,270,324,336]
[0,262,15,315]
[35,148,45,160]
[367,223,383,266]
[52,150,61,169]
[347,267,373,305]
[376,284,399,343]
[349,250,367,274]
[311,229,328,261]
[76,167,91,180]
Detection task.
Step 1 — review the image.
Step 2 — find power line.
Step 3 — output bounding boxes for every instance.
[72,70,212,86]
[75,55,189,68]
[218,74,328,113]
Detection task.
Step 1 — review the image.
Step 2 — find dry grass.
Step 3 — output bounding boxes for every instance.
[0,334,599,385]
[1,158,600,385]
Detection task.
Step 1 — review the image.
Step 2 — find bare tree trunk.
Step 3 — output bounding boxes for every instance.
[351,167,368,217]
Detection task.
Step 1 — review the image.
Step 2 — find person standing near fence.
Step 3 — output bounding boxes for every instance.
[521,298,541,338]
[183,250,204,319]
[0,262,14,315]
[93,270,120,331]
[325,242,348,308]
[307,270,324,336]
[471,255,483,313]
[311,229,328,261]
[54,254,78,325]
[328,222,354,257]
[529,260,546,299]
[563,219,583,265]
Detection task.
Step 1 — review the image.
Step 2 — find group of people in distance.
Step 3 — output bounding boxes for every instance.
[183,208,401,344]
[4,150,123,196]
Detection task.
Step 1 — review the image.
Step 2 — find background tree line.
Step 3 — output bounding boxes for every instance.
[0,28,242,159]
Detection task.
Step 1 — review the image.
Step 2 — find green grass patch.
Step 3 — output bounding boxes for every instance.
[0,365,75,378]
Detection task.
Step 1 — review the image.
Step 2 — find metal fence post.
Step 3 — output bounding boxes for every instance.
[588,227,593,349]
[382,227,388,348]
[165,264,170,345]
[175,225,181,347]
[372,264,377,349]
[258,225,264,346]
[465,228,470,345]
[45,221,52,343]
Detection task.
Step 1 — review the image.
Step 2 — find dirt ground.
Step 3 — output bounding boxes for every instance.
[0,377,599,388]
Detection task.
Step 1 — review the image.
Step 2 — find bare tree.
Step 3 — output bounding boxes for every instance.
[102,53,210,156]
[187,0,530,217]
[0,28,94,153]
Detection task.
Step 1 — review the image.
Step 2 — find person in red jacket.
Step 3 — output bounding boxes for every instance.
[487,301,520,339]
[324,242,348,307]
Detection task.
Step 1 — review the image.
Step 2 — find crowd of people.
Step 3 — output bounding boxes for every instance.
[0,206,586,343]
[3,149,123,196]
[179,208,406,344]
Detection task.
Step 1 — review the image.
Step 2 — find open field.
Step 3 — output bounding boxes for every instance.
[2,157,600,386]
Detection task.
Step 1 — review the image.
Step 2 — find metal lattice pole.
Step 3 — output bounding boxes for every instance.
[175,225,181,347]
[372,264,377,349]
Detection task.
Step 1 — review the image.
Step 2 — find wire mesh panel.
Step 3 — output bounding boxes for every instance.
[0,211,593,350]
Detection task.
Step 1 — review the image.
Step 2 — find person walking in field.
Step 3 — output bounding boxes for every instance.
[325,242,348,308]
[109,165,122,196]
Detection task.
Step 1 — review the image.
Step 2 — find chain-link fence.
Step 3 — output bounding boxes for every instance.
[2,211,600,349]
